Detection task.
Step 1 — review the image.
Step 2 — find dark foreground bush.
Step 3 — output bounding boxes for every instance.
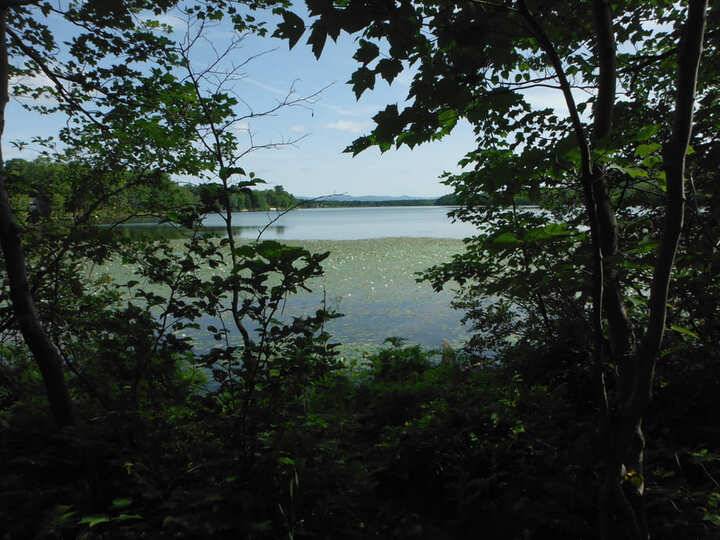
[2,340,719,539]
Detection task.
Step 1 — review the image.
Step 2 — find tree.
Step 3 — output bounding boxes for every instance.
[0,0,283,427]
[167,13,338,450]
[275,0,713,537]
[0,0,194,427]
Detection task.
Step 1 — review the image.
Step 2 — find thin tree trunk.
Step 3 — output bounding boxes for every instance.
[613,2,708,538]
[521,2,708,537]
[590,0,618,531]
[518,0,606,364]
[591,0,636,362]
[588,3,641,536]
[0,10,74,427]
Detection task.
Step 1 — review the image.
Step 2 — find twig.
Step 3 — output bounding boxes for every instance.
[254,194,343,242]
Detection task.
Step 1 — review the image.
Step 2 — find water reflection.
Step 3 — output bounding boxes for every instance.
[200,206,476,240]
[111,206,476,241]
[109,223,288,240]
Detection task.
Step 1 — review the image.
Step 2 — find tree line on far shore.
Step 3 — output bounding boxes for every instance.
[6,157,490,218]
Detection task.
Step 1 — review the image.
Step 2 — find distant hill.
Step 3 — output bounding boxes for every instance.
[297,194,443,208]
[300,192,532,207]
[304,194,438,202]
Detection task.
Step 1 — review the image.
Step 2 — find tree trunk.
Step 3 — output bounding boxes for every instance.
[609,1,708,538]
[0,10,74,427]
[589,0,637,360]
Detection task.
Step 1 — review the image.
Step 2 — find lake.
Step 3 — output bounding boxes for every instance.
[112,206,476,353]
[199,205,478,240]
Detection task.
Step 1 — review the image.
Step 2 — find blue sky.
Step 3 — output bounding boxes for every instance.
[4,6,570,197]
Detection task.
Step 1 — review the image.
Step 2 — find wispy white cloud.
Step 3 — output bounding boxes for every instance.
[324,119,372,134]
[290,125,306,133]
[323,104,357,116]
[243,77,293,97]
[242,78,381,121]
[229,121,250,135]
[322,103,380,117]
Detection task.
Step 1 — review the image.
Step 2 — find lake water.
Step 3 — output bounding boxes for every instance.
[112,206,477,353]
[200,206,478,240]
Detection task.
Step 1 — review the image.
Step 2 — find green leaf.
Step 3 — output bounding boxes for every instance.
[115,514,143,522]
[564,147,581,167]
[345,135,373,156]
[624,167,649,178]
[307,20,328,59]
[525,223,572,243]
[111,498,132,509]
[490,232,522,247]
[353,39,379,65]
[219,167,246,180]
[273,11,305,49]
[51,505,77,526]
[372,104,402,143]
[608,164,648,178]
[634,125,660,142]
[642,154,663,168]
[654,170,667,192]
[437,109,458,134]
[376,58,403,84]
[348,67,375,99]
[79,515,111,528]
[278,456,295,467]
[670,324,699,340]
[627,238,658,255]
[636,142,661,158]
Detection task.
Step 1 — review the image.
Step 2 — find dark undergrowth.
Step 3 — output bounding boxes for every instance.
[2,340,718,539]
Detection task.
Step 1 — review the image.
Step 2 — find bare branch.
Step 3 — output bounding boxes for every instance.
[254,194,340,242]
